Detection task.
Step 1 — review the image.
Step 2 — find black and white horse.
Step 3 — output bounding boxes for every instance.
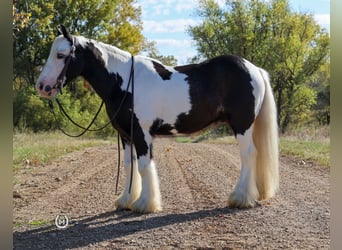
[36,26,279,213]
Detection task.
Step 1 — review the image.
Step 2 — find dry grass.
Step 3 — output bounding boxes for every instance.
[14,126,330,171]
[282,125,330,143]
[13,132,112,170]
[194,125,330,167]
[280,125,330,166]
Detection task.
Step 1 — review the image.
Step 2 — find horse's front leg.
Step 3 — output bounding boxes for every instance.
[115,139,142,210]
[131,133,162,213]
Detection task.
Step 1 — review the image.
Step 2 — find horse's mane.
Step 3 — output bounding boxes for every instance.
[77,35,167,66]
[77,36,131,61]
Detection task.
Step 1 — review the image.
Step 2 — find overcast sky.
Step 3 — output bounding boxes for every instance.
[136,0,330,64]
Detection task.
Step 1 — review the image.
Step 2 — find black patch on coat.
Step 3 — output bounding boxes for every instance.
[112,72,123,86]
[174,55,256,136]
[152,61,172,80]
[87,42,103,60]
[65,40,125,103]
[150,143,153,159]
[104,93,149,158]
[149,118,174,136]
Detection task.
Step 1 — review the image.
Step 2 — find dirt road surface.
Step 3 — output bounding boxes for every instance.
[13,138,330,249]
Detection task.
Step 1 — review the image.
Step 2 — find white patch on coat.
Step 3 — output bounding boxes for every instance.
[78,36,133,82]
[133,57,192,130]
[36,36,72,97]
[243,59,266,117]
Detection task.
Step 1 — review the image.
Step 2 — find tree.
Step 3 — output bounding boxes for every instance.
[310,63,330,125]
[188,0,330,132]
[143,41,178,66]
[13,0,149,133]
[13,0,145,85]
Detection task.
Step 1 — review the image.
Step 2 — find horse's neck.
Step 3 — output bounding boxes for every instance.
[98,41,131,68]
[78,36,132,101]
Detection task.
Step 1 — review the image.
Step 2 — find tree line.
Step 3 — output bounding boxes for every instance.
[188,0,330,133]
[13,0,329,135]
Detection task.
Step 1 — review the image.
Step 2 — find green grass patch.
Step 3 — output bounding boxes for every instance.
[13,132,112,170]
[13,221,24,228]
[27,219,51,227]
[14,219,52,229]
[175,136,192,143]
[280,138,330,167]
[202,135,329,167]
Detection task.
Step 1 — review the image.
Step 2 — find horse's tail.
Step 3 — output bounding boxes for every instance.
[253,68,279,200]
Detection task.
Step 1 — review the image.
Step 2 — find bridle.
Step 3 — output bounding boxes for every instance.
[52,36,76,94]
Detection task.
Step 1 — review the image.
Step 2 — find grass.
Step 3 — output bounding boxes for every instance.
[280,125,330,166]
[175,125,330,167]
[175,136,193,143]
[280,138,329,166]
[14,219,52,229]
[27,219,51,227]
[13,126,330,172]
[13,132,112,170]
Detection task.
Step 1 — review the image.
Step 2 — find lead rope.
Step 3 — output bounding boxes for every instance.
[48,99,106,138]
[129,56,135,194]
[114,55,135,195]
[115,133,121,194]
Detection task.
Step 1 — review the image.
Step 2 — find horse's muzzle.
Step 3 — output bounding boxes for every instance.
[36,82,57,99]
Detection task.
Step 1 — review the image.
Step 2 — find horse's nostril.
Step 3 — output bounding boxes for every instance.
[39,82,44,90]
[44,85,52,92]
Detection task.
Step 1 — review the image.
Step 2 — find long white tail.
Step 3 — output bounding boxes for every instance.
[253,69,279,200]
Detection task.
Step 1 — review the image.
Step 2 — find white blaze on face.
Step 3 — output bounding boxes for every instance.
[36,36,71,98]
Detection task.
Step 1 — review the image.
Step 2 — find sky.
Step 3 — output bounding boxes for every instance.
[136,0,330,64]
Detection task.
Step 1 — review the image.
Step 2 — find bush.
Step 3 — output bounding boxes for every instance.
[13,80,116,137]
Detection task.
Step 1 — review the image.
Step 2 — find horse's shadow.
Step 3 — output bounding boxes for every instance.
[13,207,241,249]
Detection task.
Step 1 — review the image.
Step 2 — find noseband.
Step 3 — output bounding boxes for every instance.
[53,36,76,94]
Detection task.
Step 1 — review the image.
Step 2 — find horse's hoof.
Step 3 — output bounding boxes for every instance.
[114,197,133,211]
[131,198,162,213]
[228,192,260,208]
[115,206,131,212]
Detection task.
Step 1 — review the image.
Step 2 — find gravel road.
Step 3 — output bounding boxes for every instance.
[13,138,330,249]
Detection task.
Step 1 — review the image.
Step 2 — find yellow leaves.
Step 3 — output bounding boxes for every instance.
[13,5,31,31]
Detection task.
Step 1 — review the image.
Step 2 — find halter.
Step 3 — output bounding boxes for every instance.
[53,36,76,94]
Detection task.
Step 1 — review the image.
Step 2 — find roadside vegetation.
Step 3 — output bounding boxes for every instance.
[176,125,330,167]
[280,125,330,166]
[14,124,329,173]
[13,132,112,171]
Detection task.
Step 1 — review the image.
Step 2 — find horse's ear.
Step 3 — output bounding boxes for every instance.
[57,24,73,43]
[56,25,62,36]
[60,25,69,38]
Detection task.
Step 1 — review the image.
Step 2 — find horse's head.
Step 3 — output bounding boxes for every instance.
[36,25,84,98]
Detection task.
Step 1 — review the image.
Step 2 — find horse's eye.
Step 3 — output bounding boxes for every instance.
[57,53,65,59]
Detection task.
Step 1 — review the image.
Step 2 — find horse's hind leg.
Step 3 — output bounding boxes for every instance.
[115,142,142,210]
[228,125,260,208]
